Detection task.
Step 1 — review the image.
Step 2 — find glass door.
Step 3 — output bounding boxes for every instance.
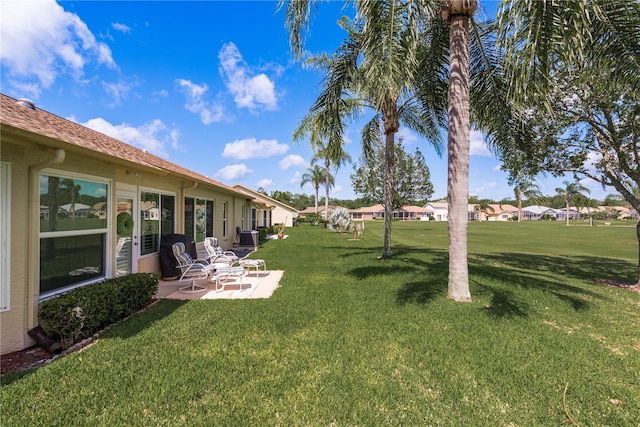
[115,194,138,277]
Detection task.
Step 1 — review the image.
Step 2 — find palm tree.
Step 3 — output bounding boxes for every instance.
[437,0,477,301]
[60,178,81,220]
[512,179,542,223]
[473,199,493,222]
[312,145,350,220]
[291,2,445,259]
[300,165,325,215]
[555,180,590,226]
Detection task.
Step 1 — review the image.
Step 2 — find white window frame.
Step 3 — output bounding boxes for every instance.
[1,162,10,311]
[38,169,111,300]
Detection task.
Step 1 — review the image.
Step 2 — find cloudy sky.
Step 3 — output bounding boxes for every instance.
[0,0,615,201]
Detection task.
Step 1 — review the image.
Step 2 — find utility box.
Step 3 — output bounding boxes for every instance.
[239,230,258,247]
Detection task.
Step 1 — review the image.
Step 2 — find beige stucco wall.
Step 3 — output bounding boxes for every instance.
[1,142,30,354]
[272,207,295,227]
[1,137,249,354]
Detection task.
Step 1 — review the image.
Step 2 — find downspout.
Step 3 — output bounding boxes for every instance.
[28,148,65,331]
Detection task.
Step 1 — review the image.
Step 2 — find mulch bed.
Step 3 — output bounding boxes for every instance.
[1,346,53,377]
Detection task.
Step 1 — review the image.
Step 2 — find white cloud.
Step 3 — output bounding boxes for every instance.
[279,154,307,169]
[257,179,274,189]
[222,138,289,160]
[218,42,278,111]
[78,117,176,157]
[214,164,253,181]
[289,171,302,185]
[0,0,116,94]
[492,164,503,172]
[111,23,131,33]
[102,78,139,107]
[473,182,497,195]
[175,79,224,124]
[470,130,492,157]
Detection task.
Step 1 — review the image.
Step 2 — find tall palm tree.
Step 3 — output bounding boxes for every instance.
[291,2,445,259]
[312,145,350,220]
[437,0,477,301]
[60,178,81,220]
[555,180,590,226]
[512,178,542,223]
[300,164,325,215]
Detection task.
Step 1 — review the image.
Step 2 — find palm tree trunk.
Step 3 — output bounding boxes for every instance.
[325,158,330,221]
[517,196,522,223]
[314,188,319,215]
[565,200,570,226]
[446,11,472,302]
[382,130,394,259]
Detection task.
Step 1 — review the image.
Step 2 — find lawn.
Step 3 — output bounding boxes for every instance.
[2,221,639,426]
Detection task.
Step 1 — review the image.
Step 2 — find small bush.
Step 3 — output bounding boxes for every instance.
[257,227,269,241]
[38,273,158,347]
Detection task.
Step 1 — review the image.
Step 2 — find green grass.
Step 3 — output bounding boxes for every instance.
[2,221,639,426]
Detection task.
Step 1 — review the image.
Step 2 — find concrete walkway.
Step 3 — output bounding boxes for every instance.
[156,270,283,300]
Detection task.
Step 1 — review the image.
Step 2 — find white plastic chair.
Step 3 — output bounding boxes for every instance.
[172,242,215,293]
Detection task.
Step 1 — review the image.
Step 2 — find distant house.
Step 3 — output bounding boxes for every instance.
[0,93,259,354]
[232,184,297,228]
[423,202,449,221]
[349,204,434,221]
[350,204,384,221]
[521,205,556,220]
[480,204,517,221]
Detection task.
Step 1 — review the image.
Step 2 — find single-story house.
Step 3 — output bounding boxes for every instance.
[0,94,261,354]
[349,204,384,220]
[422,202,477,221]
[232,184,297,228]
[479,204,518,221]
[423,202,449,221]
[520,205,556,220]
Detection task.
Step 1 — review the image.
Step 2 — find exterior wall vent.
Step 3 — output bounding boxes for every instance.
[16,99,36,110]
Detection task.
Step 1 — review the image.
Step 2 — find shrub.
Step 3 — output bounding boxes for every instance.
[257,227,269,241]
[38,273,158,347]
[329,208,351,233]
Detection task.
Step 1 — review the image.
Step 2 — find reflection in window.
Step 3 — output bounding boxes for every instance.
[184,197,214,242]
[140,191,175,255]
[40,176,108,232]
[40,235,105,294]
[39,173,108,296]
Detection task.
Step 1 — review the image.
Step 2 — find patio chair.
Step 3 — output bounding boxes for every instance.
[204,237,239,265]
[172,242,215,293]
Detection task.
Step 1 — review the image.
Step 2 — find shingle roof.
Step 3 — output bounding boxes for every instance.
[0,93,241,195]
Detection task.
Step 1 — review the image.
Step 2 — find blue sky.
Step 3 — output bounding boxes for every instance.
[1,1,615,202]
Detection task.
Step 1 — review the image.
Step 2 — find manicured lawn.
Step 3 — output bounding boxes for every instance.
[2,221,639,425]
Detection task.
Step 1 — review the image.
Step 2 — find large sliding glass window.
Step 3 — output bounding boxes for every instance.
[140,191,175,255]
[184,197,214,242]
[39,172,108,296]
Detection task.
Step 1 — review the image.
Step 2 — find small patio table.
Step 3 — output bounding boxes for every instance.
[238,259,267,276]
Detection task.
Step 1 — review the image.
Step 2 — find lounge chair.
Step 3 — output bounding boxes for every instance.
[172,242,215,293]
[204,237,240,265]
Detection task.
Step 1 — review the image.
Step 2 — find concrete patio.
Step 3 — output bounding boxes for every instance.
[156,270,283,300]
